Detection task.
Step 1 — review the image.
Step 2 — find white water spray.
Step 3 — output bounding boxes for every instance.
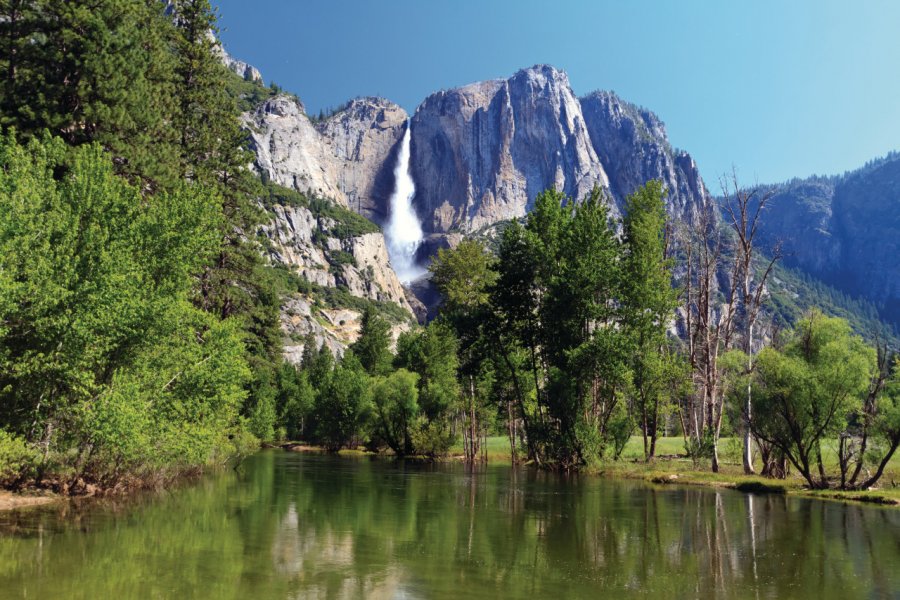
[385,122,426,283]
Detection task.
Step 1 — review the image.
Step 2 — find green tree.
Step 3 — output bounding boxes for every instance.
[314,352,372,451]
[350,308,393,376]
[620,180,678,460]
[168,0,286,440]
[430,239,498,318]
[371,369,419,456]
[276,363,315,440]
[395,323,460,455]
[0,0,179,186]
[509,188,628,466]
[0,134,250,480]
[750,310,876,488]
[395,323,459,422]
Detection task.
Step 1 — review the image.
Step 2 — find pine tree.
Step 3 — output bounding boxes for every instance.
[0,0,179,187]
[168,0,284,432]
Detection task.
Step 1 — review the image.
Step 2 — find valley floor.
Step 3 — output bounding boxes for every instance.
[450,435,900,506]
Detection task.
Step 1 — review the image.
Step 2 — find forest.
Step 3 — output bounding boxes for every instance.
[0,0,897,495]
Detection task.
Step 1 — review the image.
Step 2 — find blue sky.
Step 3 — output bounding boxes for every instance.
[215,0,900,188]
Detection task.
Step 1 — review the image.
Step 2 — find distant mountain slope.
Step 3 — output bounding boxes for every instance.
[222,50,900,355]
[749,153,900,327]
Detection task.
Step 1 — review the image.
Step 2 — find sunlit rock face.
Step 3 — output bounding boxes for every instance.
[579,90,710,222]
[242,63,712,238]
[409,65,610,234]
[260,202,415,360]
[244,95,408,222]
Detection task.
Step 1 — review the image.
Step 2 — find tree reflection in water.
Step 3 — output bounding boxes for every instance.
[1,451,898,599]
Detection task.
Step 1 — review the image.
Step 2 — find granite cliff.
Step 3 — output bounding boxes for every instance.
[231,62,716,355]
[226,51,900,353]
[245,95,407,222]
[245,65,712,238]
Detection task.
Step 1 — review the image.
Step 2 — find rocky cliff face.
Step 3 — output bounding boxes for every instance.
[245,95,407,221]
[261,203,412,310]
[237,62,715,341]
[260,201,416,359]
[579,91,707,222]
[217,46,263,83]
[408,66,712,236]
[243,64,712,238]
[409,65,610,233]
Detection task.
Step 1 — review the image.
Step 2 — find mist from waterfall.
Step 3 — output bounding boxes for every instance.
[385,122,426,283]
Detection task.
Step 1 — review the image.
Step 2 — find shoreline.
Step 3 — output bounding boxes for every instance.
[2,444,896,513]
[0,490,58,512]
[282,442,900,507]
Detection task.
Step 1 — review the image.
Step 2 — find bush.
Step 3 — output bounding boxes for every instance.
[0,431,38,485]
[410,418,455,457]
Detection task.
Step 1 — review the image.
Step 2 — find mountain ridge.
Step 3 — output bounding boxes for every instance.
[223,50,900,354]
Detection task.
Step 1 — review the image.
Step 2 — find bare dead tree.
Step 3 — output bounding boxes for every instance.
[720,170,780,474]
[679,201,739,472]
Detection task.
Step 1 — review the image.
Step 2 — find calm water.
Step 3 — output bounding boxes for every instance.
[0,451,898,599]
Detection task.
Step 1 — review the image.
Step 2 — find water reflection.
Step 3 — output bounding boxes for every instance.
[0,451,898,599]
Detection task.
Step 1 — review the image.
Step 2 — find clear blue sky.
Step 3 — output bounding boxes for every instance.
[215,0,900,187]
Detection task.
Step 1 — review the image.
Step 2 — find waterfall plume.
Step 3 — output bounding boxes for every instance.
[385,121,426,283]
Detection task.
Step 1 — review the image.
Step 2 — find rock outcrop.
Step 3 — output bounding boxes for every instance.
[409,65,609,233]
[579,90,708,222]
[242,64,712,238]
[219,48,263,83]
[244,95,407,222]
[280,296,411,361]
[261,201,417,361]
[407,66,712,235]
[261,203,413,312]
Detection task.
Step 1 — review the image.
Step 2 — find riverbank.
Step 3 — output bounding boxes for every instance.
[0,463,227,513]
[282,435,900,507]
[0,490,57,511]
[589,460,900,506]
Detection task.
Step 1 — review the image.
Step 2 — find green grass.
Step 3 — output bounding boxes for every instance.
[446,434,899,506]
[448,435,512,462]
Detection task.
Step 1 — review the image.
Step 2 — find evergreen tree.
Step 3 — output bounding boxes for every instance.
[620,180,679,460]
[0,0,179,186]
[167,0,284,435]
[350,308,393,376]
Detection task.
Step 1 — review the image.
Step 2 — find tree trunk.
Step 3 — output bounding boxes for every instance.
[742,320,755,474]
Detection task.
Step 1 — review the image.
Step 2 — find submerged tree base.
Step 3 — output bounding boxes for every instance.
[272,438,900,507]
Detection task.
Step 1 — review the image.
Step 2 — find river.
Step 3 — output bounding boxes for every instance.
[0,451,898,599]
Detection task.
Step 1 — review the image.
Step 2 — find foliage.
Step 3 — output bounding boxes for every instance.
[0,0,180,187]
[430,239,498,315]
[0,431,37,484]
[750,310,877,488]
[0,134,250,481]
[350,308,394,376]
[620,180,679,460]
[395,323,460,422]
[767,261,900,349]
[276,363,315,441]
[261,181,380,238]
[371,369,420,455]
[314,352,372,451]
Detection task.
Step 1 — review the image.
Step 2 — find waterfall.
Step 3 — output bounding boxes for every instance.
[385,121,426,283]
